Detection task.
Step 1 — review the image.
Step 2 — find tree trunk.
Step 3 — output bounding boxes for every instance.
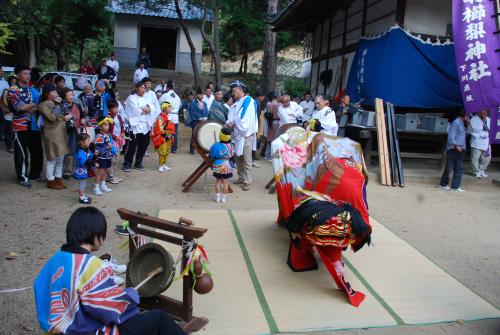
[259,0,279,93]
[61,12,69,71]
[239,55,244,74]
[201,5,222,89]
[174,0,200,89]
[243,52,248,75]
[79,38,85,67]
[56,49,65,71]
[28,34,36,67]
[212,11,222,88]
[35,36,41,63]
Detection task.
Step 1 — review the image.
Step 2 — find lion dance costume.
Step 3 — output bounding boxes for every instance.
[271,127,372,307]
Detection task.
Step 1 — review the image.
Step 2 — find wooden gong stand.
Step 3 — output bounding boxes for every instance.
[182,140,233,193]
[117,208,209,333]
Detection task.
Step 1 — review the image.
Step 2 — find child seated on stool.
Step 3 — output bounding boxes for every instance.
[209,127,234,203]
[151,102,176,172]
[34,207,186,335]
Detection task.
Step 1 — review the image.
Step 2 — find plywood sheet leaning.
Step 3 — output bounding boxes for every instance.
[375,98,391,185]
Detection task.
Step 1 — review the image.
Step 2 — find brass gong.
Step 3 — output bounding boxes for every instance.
[127,243,175,297]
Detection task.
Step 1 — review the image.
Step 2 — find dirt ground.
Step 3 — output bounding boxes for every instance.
[0,125,499,335]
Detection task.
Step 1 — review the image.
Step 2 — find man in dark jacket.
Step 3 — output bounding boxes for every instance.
[96,58,116,82]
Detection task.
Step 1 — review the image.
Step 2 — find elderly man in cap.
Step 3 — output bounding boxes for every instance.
[226,80,258,191]
[159,79,181,153]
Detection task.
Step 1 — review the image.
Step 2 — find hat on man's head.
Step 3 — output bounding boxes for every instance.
[141,77,151,83]
[167,79,174,89]
[195,87,203,95]
[42,83,57,96]
[230,80,246,90]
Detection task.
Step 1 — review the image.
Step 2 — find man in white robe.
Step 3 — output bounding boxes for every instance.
[299,92,315,123]
[202,85,215,110]
[141,77,161,127]
[278,95,303,127]
[311,94,338,136]
[123,82,152,171]
[226,81,258,191]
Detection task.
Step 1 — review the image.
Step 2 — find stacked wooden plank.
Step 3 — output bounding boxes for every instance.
[387,102,405,187]
[375,98,391,185]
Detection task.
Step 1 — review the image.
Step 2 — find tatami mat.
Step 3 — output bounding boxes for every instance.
[157,210,269,335]
[231,210,397,332]
[345,218,500,325]
[155,209,500,334]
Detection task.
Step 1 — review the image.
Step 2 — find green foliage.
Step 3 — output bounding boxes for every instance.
[283,78,308,98]
[0,22,15,55]
[2,0,112,69]
[78,27,114,63]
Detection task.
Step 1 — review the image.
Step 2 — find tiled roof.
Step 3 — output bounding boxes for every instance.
[269,0,299,24]
[107,0,212,21]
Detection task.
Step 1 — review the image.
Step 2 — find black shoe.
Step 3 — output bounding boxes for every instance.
[122,166,131,172]
[115,224,129,235]
[79,196,92,204]
[171,150,176,154]
[19,180,31,187]
[134,165,145,171]
[253,156,260,161]
[63,174,70,180]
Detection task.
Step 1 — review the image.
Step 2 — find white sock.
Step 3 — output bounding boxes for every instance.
[100,181,106,188]
[221,194,226,201]
[215,193,221,201]
[94,183,100,190]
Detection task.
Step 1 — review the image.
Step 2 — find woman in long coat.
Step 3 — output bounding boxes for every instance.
[39,84,71,189]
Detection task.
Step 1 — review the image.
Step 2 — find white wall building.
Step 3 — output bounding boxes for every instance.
[271,0,453,96]
[108,0,209,73]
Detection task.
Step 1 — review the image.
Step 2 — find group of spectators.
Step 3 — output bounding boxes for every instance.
[0,60,492,199]
[439,108,491,192]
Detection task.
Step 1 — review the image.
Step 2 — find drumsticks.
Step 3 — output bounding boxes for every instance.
[134,267,164,290]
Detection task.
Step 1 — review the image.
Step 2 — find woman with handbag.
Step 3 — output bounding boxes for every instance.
[38,84,71,189]
[59,87,82,179]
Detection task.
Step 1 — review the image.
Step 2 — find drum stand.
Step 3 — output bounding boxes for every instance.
[265,177,276,194]
[117,208,209,333]
[182,142,233,193]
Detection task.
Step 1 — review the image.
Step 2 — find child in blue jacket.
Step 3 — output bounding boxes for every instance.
[73,133,94,204]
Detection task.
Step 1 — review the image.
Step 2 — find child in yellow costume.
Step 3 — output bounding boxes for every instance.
[151,102,176,172]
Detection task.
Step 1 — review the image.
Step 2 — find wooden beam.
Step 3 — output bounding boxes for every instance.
[396,0,406,25]
[117,208,208,239]
[362,0,368,36]
[311,43,358,63]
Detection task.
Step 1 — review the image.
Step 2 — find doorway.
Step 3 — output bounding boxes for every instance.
[140,26,177,69]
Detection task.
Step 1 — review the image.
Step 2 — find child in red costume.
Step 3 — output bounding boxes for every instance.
[151,102,176,172]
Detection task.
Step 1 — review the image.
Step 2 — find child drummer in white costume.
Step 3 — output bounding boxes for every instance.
[225,81,258,191]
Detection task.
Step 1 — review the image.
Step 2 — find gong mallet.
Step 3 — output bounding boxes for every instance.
[134,267,165,291]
